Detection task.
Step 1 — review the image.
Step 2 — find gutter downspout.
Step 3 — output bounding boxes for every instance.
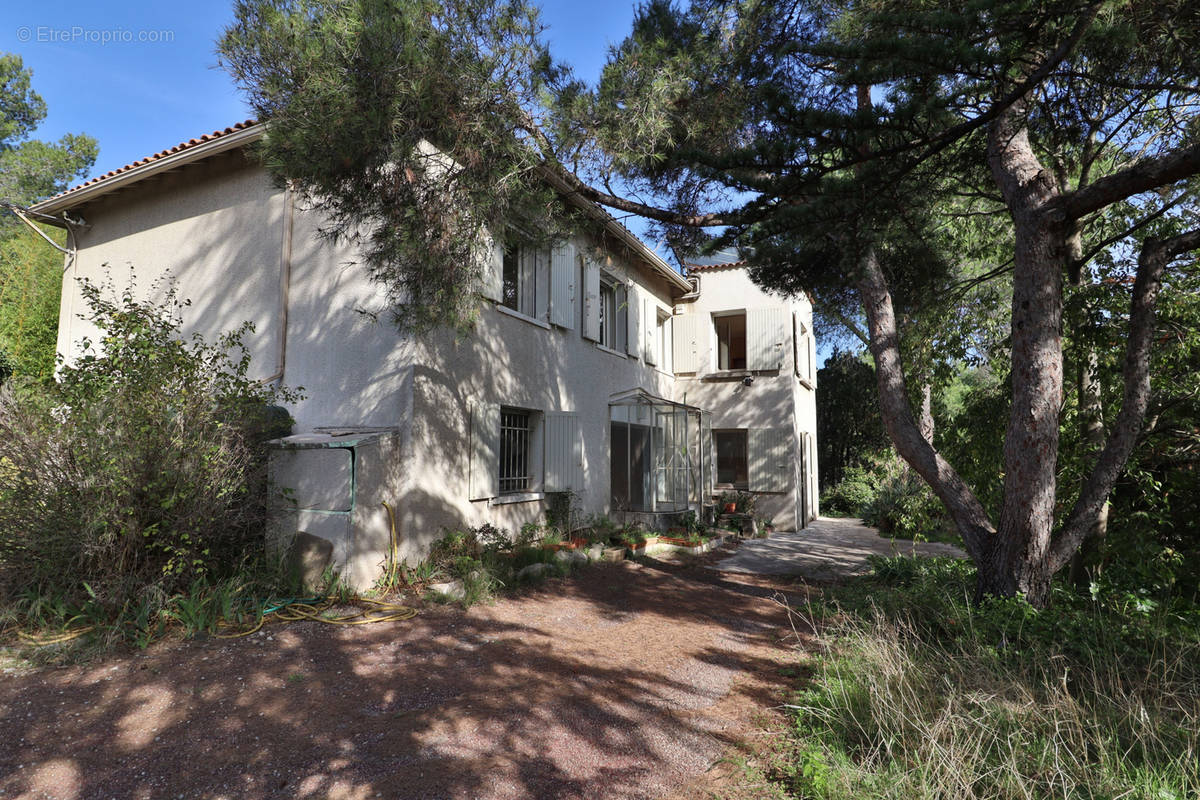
[676,275,700,303]
[2,203,83,270]
[262,184,294,385]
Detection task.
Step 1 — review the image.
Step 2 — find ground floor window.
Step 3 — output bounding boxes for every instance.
[714,429,748,488]
[499,407,532,494]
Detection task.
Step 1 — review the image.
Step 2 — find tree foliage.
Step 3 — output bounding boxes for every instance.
[816,349,887,491]
[0,52,96,383]
[0,226,64,384]
[0,53,97,212]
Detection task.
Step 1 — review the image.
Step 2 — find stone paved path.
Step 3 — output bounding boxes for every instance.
[711,516,965,581]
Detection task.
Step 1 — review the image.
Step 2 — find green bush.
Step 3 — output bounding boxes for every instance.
[861,469,947,541]
[0,274,300,636]
[820,463,880,515]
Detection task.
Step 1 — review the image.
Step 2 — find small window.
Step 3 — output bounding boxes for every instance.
[715,313,747,370]
[599,279,617,349]
[499,408,532,494]
[714,429,748,488]
[502,245,539,317]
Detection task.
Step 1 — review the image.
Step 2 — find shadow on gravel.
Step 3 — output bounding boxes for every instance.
[0,559,803,800]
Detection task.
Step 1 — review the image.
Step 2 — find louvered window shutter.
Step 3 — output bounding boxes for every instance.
[746,307,788,370]
[544,412,582,490]
[469,402,500,500]
[550,242,575,329]
[748,427,790,492]
[582,259,601,341]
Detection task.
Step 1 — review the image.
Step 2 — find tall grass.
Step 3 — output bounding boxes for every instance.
[765,558,1200,799]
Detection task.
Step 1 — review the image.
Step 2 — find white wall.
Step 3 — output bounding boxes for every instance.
[670,265,819,529]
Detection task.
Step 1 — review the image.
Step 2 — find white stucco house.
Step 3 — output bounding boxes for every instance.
[31,120,818,588]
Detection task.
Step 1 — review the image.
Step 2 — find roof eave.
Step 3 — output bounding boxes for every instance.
[538,168,691,293]
[31,123,692,294]
[30,123,267,216]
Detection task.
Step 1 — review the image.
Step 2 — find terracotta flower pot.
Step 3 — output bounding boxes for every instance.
[723,503,737,513]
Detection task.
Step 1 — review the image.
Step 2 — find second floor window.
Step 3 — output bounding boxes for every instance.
[599,279,618,349]
[715,313,747,370]
[502,245,539,317]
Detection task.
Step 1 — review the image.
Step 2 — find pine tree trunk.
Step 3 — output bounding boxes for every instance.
[984,107,1066,608]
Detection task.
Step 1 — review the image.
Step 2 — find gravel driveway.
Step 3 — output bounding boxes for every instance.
[0,556,803,800]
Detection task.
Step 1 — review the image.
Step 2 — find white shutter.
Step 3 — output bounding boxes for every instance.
[808,332,817,384]
[480,236,503,302]
[701,413,714,496]
[582,258,601,341]
[747,307,788,371]
[533,249,550,321]
[662,316,673,373]
[793,314,803,377]
[544,412,582,491]
[615,285,629,353]
[672,314,708,373]
[749,427,790,493]
[550,242,575,329]
[644,296,657,366]
[469,402,500,500]
[625,284,640,356]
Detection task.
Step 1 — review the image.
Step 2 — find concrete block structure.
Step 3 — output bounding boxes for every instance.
[32,121,818,588]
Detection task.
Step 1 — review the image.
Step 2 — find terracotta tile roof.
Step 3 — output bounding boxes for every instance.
[684,259,747,273]
[39,119,259,206]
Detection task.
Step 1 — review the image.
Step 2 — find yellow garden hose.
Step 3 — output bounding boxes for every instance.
[214,595,418,639]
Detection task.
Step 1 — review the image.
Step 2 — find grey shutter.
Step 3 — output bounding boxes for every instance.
[550,242,576,329]
[747,307,789,370]
[808,332,817,384]
[544,412,582,491]
[533,249,550,321]
[749,427,790,493]
[671,314,705,373]
[793,313,803,377]
[701,413,714,497]
[480,237,504,302]
[662,316,673,372]
[469,402,500,500]
[625,284,640,356]
[615,284,629,353]
[643,295,657,366]
[582,258,601,341]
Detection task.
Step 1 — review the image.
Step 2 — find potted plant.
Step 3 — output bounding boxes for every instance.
[719,490,739,514]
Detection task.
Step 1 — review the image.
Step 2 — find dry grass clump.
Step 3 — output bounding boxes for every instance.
[762,558,1200,800]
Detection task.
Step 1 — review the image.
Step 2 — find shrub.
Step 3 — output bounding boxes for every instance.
[819,463,880,515]
[0,274,300,635]
[861,469,946,541]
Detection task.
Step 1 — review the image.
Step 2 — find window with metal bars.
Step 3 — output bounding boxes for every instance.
[499,408,532,494]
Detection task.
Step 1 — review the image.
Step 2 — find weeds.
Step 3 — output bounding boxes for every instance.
[761,558,1200,799]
